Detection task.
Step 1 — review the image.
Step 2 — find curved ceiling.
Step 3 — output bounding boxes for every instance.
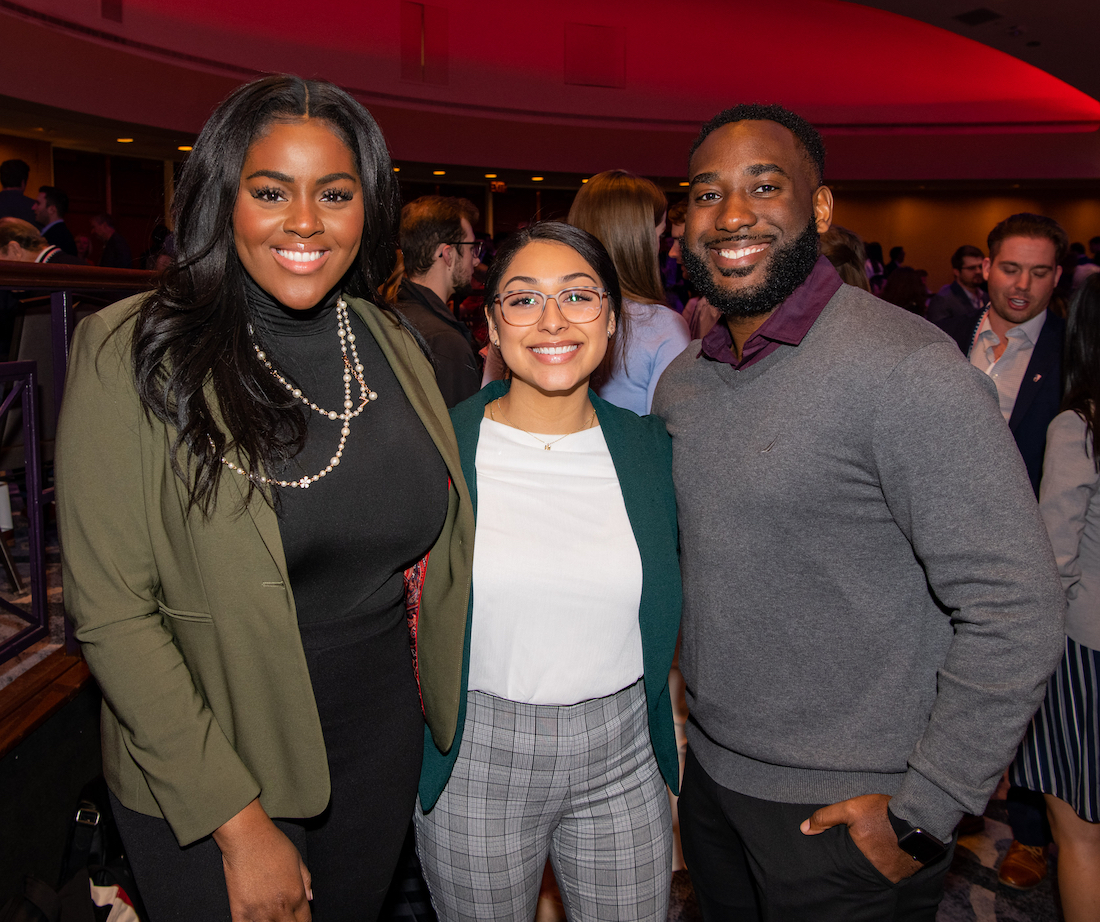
[1,0,1099,180]
[862,0,1100,106]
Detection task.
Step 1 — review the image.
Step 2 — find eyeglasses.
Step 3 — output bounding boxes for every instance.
[494,287,607,326]
[444,240,485,259]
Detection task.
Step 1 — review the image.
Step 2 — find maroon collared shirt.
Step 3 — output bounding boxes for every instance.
[700,256,843,369]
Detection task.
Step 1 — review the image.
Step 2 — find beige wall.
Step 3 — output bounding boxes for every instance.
[833,190,1100,292]
[0,133,53,195]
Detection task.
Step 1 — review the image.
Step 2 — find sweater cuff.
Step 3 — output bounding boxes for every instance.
[890,769,965,843]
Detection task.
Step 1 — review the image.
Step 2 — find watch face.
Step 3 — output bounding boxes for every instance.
[899,828,947,865]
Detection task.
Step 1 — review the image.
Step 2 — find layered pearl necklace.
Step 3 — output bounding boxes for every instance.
[220,296,378,489]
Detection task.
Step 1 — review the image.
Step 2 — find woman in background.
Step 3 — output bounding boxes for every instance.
[820,225,870,293]
[1010,272,1100,922]
[568,170,690,415]
[55,75,472,922]
[880,265,929,316]
[864,240,886,294]
[416,222,681,921]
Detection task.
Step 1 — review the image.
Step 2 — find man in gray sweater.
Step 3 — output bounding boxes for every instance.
[652,104,1065,921]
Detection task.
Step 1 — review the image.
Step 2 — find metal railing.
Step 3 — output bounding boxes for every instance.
[0,361,45,663]
[0,261,155,420]
[0,260,154,664]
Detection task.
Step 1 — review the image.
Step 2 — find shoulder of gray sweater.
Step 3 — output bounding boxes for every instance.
[813,283,956,357]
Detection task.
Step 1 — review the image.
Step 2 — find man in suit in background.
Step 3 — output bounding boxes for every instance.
[937,213,1067,890]
[90,213,133,268]
[937,213,1065,497]
[884,244,905,276]
[0,160,37,224]
[926,244,987,327]
[31,186,77,256]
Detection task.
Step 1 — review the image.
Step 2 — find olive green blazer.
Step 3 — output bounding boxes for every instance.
[55,294,473,846]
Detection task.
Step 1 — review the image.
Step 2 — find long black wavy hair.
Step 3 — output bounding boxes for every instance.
[1062,272,1100,470]
[131,75,401,513]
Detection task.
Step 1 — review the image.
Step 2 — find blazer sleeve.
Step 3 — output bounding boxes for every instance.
[1039,411,1098,600]
[55,311,260,844]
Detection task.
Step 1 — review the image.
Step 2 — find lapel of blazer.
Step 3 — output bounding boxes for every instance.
[589,392,663,655]
[1009,313,1062,433]
[228,465,290,585]
[591,391,641,530]
[452,379,507,517]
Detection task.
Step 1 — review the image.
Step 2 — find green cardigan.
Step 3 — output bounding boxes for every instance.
[419,379,682,810]
[55,294,473,846]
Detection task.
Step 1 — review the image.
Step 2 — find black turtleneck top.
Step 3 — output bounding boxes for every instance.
[245,280,448,629]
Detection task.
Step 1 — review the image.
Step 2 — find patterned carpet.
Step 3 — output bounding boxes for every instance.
[937,779,1060,922]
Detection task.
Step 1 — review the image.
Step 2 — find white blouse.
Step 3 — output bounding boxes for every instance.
[467,417,645,705]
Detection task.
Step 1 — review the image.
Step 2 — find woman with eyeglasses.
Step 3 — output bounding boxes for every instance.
[414,221,682,921]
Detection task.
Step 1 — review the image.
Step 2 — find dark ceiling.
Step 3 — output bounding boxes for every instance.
[1,0,1098,181]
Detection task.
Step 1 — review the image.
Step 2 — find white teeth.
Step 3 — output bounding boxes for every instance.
[275,249,325,263]
[531,344,579,355]
[718,243,769,260]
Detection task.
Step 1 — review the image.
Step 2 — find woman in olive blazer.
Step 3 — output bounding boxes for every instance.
[55,76,472,922]
[58,293,473,843]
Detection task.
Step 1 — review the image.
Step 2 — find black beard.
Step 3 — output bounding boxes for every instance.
[682,217,821,319]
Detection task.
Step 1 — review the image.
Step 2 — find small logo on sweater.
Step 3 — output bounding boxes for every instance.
[761,436,778,453]
[1033,374,1042,383]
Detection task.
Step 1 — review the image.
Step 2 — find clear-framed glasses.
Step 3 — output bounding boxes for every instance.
[494,287,608,326]
[444,239,485,260]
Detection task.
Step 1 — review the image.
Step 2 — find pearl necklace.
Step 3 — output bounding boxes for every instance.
[220,297,378,489]
[489,397,596,450]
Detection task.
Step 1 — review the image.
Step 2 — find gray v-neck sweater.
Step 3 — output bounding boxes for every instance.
[653,283,1065,840]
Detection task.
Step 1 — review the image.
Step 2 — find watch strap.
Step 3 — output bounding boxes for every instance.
[887,806,948,865]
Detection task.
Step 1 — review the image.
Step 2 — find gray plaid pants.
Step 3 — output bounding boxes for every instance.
[414,679,672,921]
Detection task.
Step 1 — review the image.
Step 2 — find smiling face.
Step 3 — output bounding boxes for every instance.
[983,235,1061,329]
[487,240,614,399]
[232,118,364,310]
[682,119,832,318]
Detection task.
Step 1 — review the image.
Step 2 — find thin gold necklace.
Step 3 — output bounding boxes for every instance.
[489,397,596,450]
